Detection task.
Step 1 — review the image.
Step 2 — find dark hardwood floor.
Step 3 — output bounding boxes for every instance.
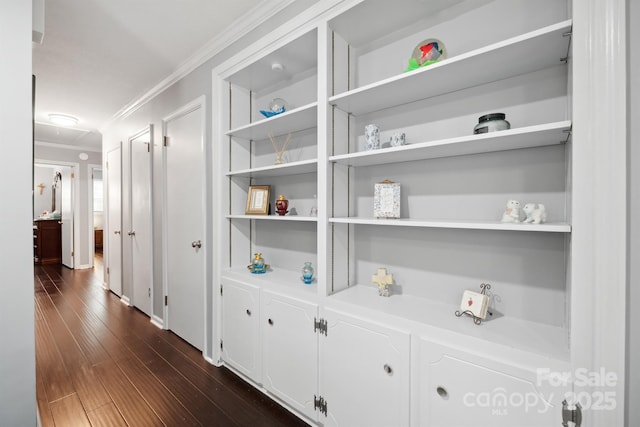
[34,255,307,427]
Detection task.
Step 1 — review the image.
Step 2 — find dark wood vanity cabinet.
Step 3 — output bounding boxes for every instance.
[34,219,62,264]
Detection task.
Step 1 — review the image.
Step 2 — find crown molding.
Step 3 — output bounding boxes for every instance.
[35,140,102,153]
[100,0,297,133]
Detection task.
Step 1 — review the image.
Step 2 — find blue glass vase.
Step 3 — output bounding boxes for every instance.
[301,262,314,284]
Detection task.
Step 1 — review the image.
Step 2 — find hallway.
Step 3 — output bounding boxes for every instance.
[34,262,305,426]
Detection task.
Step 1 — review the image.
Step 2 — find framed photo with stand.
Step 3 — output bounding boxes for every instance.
[246,185,270,215]
[374,179,400,219]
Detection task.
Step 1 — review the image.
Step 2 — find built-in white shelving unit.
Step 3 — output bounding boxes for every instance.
[329,217,571,233]
[329,121,571,166]
[226,102,318,140]
[226,214,318,222]
[222,267,318,296]
[328,20,572,115]
[213,1,580,424]
[226,159,317,178]
[329,284,568,361]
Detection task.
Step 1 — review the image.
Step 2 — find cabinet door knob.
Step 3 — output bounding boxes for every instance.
[246,309,251,316]
[268,318,274,326]
[114,230,121,235]
[383,364,393,375]
[128,231,136,236]
[191,240,202,248]
[436,386,449,400]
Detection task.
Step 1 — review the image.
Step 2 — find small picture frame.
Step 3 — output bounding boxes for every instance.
[374,179,400,219]
[246,185,270,215]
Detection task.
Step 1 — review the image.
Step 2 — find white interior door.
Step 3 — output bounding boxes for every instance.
[107,147,123,296]
[60,166,74,268]
[129,128,152,316]
[164,100,205,351]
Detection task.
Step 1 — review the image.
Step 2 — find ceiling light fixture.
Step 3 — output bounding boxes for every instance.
[48,113,79,127]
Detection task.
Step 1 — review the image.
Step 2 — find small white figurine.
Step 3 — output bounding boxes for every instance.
[372,267,393,297]
[390,132,406,147]
[522,203,547,224]
[501,199,521,223]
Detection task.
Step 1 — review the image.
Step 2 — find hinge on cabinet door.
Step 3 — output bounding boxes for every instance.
[220,340,223,351]
[562,400,582,427]
[314,317,327,336]
[148,288,151,297]
[107,267,110,275]
[560,29,572,64]
[164,295,168,306]
[146,142,150,152]
[220,285,223,296]
[71,251,74,257]
[163,136,169,147]
[70,172,75,179]
[314,395,327,416]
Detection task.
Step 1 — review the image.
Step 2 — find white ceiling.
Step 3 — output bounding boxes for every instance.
[33,0,269,151]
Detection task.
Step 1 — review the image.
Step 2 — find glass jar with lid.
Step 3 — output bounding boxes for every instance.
[473,113,510,134]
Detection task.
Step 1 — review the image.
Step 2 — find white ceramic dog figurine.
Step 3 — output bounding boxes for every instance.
[501,200,521,223]
[522,203,547,224]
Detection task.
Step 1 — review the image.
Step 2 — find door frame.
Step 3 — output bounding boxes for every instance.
[105,145,123,295]
[34,159,80,269]
[161,95,211,358]
[87,163,102,269]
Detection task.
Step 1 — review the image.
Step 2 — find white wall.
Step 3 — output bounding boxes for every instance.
[34,165,56,217]
[0,0,37,424]
[34,144,102,267]
[628,0,639,424]
[101,0,319,353]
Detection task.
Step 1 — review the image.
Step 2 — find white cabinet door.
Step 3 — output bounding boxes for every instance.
[413,337,565,427]
[221,279,261,382]
[321,307,410,427]
[262,290,318,421]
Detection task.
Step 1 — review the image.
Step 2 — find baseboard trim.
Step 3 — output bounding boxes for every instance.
[75,264,92,270]
[120,296,131,306]
[151,315,164,329]
[102,282,108,290]
[204,355,221,367]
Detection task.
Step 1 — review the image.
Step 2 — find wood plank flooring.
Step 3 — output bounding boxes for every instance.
[34,256,307,427]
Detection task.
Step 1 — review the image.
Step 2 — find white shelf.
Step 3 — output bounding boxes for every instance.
[226,29,317,92]
[329,217,571,233]
[222,267,318,298]
[227,214,318,223]
[227,159,318,178]
[226,102,318,140]
[330,121,571,167]
[329,285,569,361]
[329,20,572,116]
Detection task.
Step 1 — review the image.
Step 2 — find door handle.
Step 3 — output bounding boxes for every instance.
[191,240,202,249]
[128,231,136,236]
[114,230,121,235]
